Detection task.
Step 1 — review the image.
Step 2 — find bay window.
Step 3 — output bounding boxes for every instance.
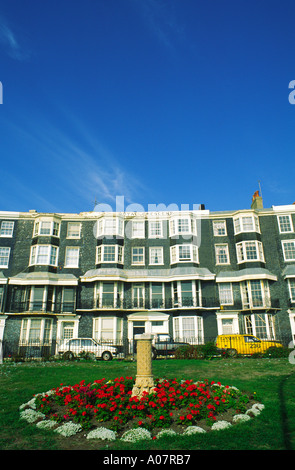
[173,316,203,343]
[96,217,124,238]
[172,280,200,308]
[244,313,276,339]
[33,220,60,237]
[30,245,58,266]
[169,216,197,237]
[288,279,295,302]
[95,281,123,308]
[240,280,270,309]
[236,240,264,263]
[20,318,52,345]
[170,244,198,264]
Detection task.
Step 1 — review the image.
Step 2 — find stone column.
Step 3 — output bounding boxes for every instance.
[132,333,155,398]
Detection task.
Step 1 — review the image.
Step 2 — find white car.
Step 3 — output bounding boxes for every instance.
[58,338,118,361]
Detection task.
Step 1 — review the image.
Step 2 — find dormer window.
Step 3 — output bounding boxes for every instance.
[233,214,260,234]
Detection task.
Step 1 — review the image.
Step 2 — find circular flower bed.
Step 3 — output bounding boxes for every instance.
[19,376,264,441]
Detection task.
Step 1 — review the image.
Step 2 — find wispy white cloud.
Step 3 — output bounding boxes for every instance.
[0,16,31,60]
[1,111,147,212]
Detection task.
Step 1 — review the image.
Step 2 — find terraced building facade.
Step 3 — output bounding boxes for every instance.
[0,192,295,358]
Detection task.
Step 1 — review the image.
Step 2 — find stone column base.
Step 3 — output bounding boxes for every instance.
[131,375,155,398]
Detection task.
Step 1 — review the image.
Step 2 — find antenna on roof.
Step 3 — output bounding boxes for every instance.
[258,180,263,199]
[92,196,98,211]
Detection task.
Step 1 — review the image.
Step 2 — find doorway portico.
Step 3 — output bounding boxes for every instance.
[127,311,170,341]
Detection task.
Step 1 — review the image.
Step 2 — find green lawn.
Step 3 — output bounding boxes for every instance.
[1,357,294,451]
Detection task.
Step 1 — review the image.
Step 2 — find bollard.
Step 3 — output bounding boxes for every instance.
[131,333,155,398]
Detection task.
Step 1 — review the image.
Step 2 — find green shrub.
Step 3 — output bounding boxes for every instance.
[175,342,220,359]
[263,346,291,358]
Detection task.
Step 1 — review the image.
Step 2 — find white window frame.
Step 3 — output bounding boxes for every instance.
[215,244,230,264]
[170,244,198,264]
[277,215,294,233]
[282,240,295,261]
[0,247,10,268]
[30,245,58,266]
[20,317,53,345]
[131,220,145,238]
[288,278,295,303]
[149,247,164,265]
[173,315,203,344]
[244,313,276,339]
[172,280,201,308]
[218,283,234,305]
[93,316,123,343]
[132,283,145,308]
[169,216,197,237]
[233,214,260,234]
[67,222,81,239]
[236,240,265,263]
[148,220,163,238]
[216,313,239,335]
[96,245,124,264]
[65,247,80,267]
[96,217,124,237]
[150,282,164,308]
[132,247,145,265]
[33,220,60,237]
[240,280,270,309]
[0,221,14,237]
[213,220,227,236]
[95,281,123,309]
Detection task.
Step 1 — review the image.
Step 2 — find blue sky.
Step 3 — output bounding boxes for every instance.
[0,0,295,214]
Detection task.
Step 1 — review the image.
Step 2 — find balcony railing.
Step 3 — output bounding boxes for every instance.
[9,300,76,314]
[221,298,280,310]
[77,296,219,310]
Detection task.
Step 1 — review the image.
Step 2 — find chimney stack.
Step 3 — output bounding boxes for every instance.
[251,190,263,209]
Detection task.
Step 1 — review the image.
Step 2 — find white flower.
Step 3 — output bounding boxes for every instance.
[156,429,177,438]
[252,403,265,411]
[19,397,37,410]
[211,420,232,431]
[233,414,251,423]
[54,421,82,437]
[20,409,45,423]
[121,428,152,442]
[87,427,117,441]
[36,420,57,429]
[183,426,206,435]
[245,403,264,417]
